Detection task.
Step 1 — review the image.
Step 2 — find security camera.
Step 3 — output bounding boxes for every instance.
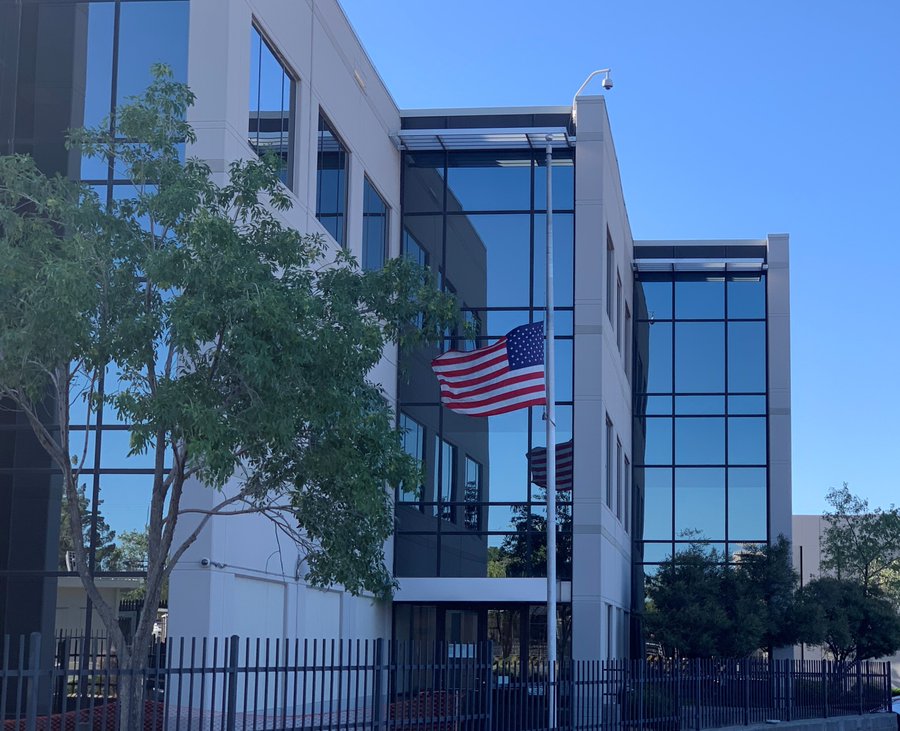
[601,76,613,91]
[200,557,211,567]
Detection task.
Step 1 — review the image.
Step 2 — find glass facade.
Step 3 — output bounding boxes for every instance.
[632,271,769,576]
[248,25,295,188]
[0,0,190,642]
[316,111,349,245]
[395,149,575,579]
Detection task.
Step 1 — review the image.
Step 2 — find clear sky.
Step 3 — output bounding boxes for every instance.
[340,0,900,515]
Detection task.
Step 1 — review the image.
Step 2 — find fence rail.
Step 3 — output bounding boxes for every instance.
[0,634,892,731]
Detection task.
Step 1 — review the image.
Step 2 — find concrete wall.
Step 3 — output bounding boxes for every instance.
[169,0,400,643]
[571,94,633,662]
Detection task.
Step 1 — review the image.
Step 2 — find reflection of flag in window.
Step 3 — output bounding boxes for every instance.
[528,439,574,491]
[431,322,546,417]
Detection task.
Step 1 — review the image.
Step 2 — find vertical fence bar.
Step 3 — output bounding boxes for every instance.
[226,635,239,731]
[372,638,383,731]
[24,632,40,731]
[822,660,828,718]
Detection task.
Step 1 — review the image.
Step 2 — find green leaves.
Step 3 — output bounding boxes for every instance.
[645,537,817,657]
[1,64,460,602]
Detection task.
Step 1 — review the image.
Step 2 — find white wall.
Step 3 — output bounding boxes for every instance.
[169,0,400,645]
[571,95,634,662]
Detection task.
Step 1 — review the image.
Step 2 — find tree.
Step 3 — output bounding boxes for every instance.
[797,577,900,663]
[821,483,900,603]
[0,65,457,726]
[644,538,820,658]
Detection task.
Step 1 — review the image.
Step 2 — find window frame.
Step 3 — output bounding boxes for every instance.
[248,22,297,191]
[316,109,350,247]
[362,174,390,270]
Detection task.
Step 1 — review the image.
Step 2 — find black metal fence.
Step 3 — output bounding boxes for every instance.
[0,634,892,730]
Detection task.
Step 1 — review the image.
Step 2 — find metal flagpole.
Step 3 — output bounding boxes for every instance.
[544,135,558,731]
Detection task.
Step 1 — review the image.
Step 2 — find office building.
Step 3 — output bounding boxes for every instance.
[0,0,791,663]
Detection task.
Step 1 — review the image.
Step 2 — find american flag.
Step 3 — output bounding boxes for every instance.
[431,322,546,417]
[528,439,575,491]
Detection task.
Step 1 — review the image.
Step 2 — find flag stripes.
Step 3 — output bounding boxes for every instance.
[528,439,575,491]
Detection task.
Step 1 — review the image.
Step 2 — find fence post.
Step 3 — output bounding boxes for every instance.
[856,661,863,715]
[24,632,40,731]
[784,661,792,722]
[822,661,829,718]
[373,638,384,731]
[743,660,750,726]
[484,641,493,730]
[225,634,239,731]
[637,660,645,730]
[693,659,701,730]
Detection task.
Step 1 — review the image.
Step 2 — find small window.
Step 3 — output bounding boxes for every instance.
[464,457,481,530]
[616,272,623,351]
[248,26,295,188]
[616,438,623,521]
[398,413,425,504]
[606,603,614,659]
[624,302,632,377]
[316,111,349,246]
[606,415,614,509]
[434,437,455,522]
[606,229,615,322]
[624,455,631,533]
[362,177,389,270]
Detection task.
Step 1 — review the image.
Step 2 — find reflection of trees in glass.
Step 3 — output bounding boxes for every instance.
[464,457,480,530]
[489,493,573,579]
[59,484,118,571]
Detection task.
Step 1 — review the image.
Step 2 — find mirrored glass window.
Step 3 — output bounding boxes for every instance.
[675,276,724,319]
[635,322,672,392]
[727,275,766,319]
[639,468,672,540]
[728,417,767,465]
[446,151,531,211]
[675,322,724,393]
[728,468,767,539]
[534,153,575,211]
[316,112,349,245]
[675,417,725,465]
[248,26,294,188]
[399,412,425,503]
[675,468,725,540]
[728,322,767,392]
[117,2,189,106]
[362,177,389,270]
[636,278,673,321]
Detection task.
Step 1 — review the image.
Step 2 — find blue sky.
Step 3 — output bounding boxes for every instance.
[340,0,900,514]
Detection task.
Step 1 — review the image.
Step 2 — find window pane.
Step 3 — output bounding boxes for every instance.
[637,468,672,540]
[675,395,725,415]
[116,2,189,106]
[675,322,724,393]
[93,473,155,572]
[728,417,767,465]
[639,395,672,416]
[727,275,766,319]
[81,3,115,131]
[728,395,767,415]
[635,322,672,393]
[362,177,388,270]
[728,322,766,392]
[399,412,425,502]
[248,27,293,188]
[636,279,672,320]
[675,467,725,540]
[533,213,574,308]
[675,277,724,319]
[728,468,767,539]
[464,458,482,530]
[446,151,531,212]
[635,417,672,465]
[403,152,444,213]
[316,113,348,245]
[675,417,725,465]
[535,154,574,211]
[446,214,530,307]
[443,408,528,503]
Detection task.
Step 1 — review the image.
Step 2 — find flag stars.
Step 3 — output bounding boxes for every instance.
[507,322,545,371]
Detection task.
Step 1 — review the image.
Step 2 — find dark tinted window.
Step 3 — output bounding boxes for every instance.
[248,26,294,188]
[316,112,349,245]
[362,177,389,270]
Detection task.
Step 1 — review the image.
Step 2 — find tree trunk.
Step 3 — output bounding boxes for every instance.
[117,650,147,731]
